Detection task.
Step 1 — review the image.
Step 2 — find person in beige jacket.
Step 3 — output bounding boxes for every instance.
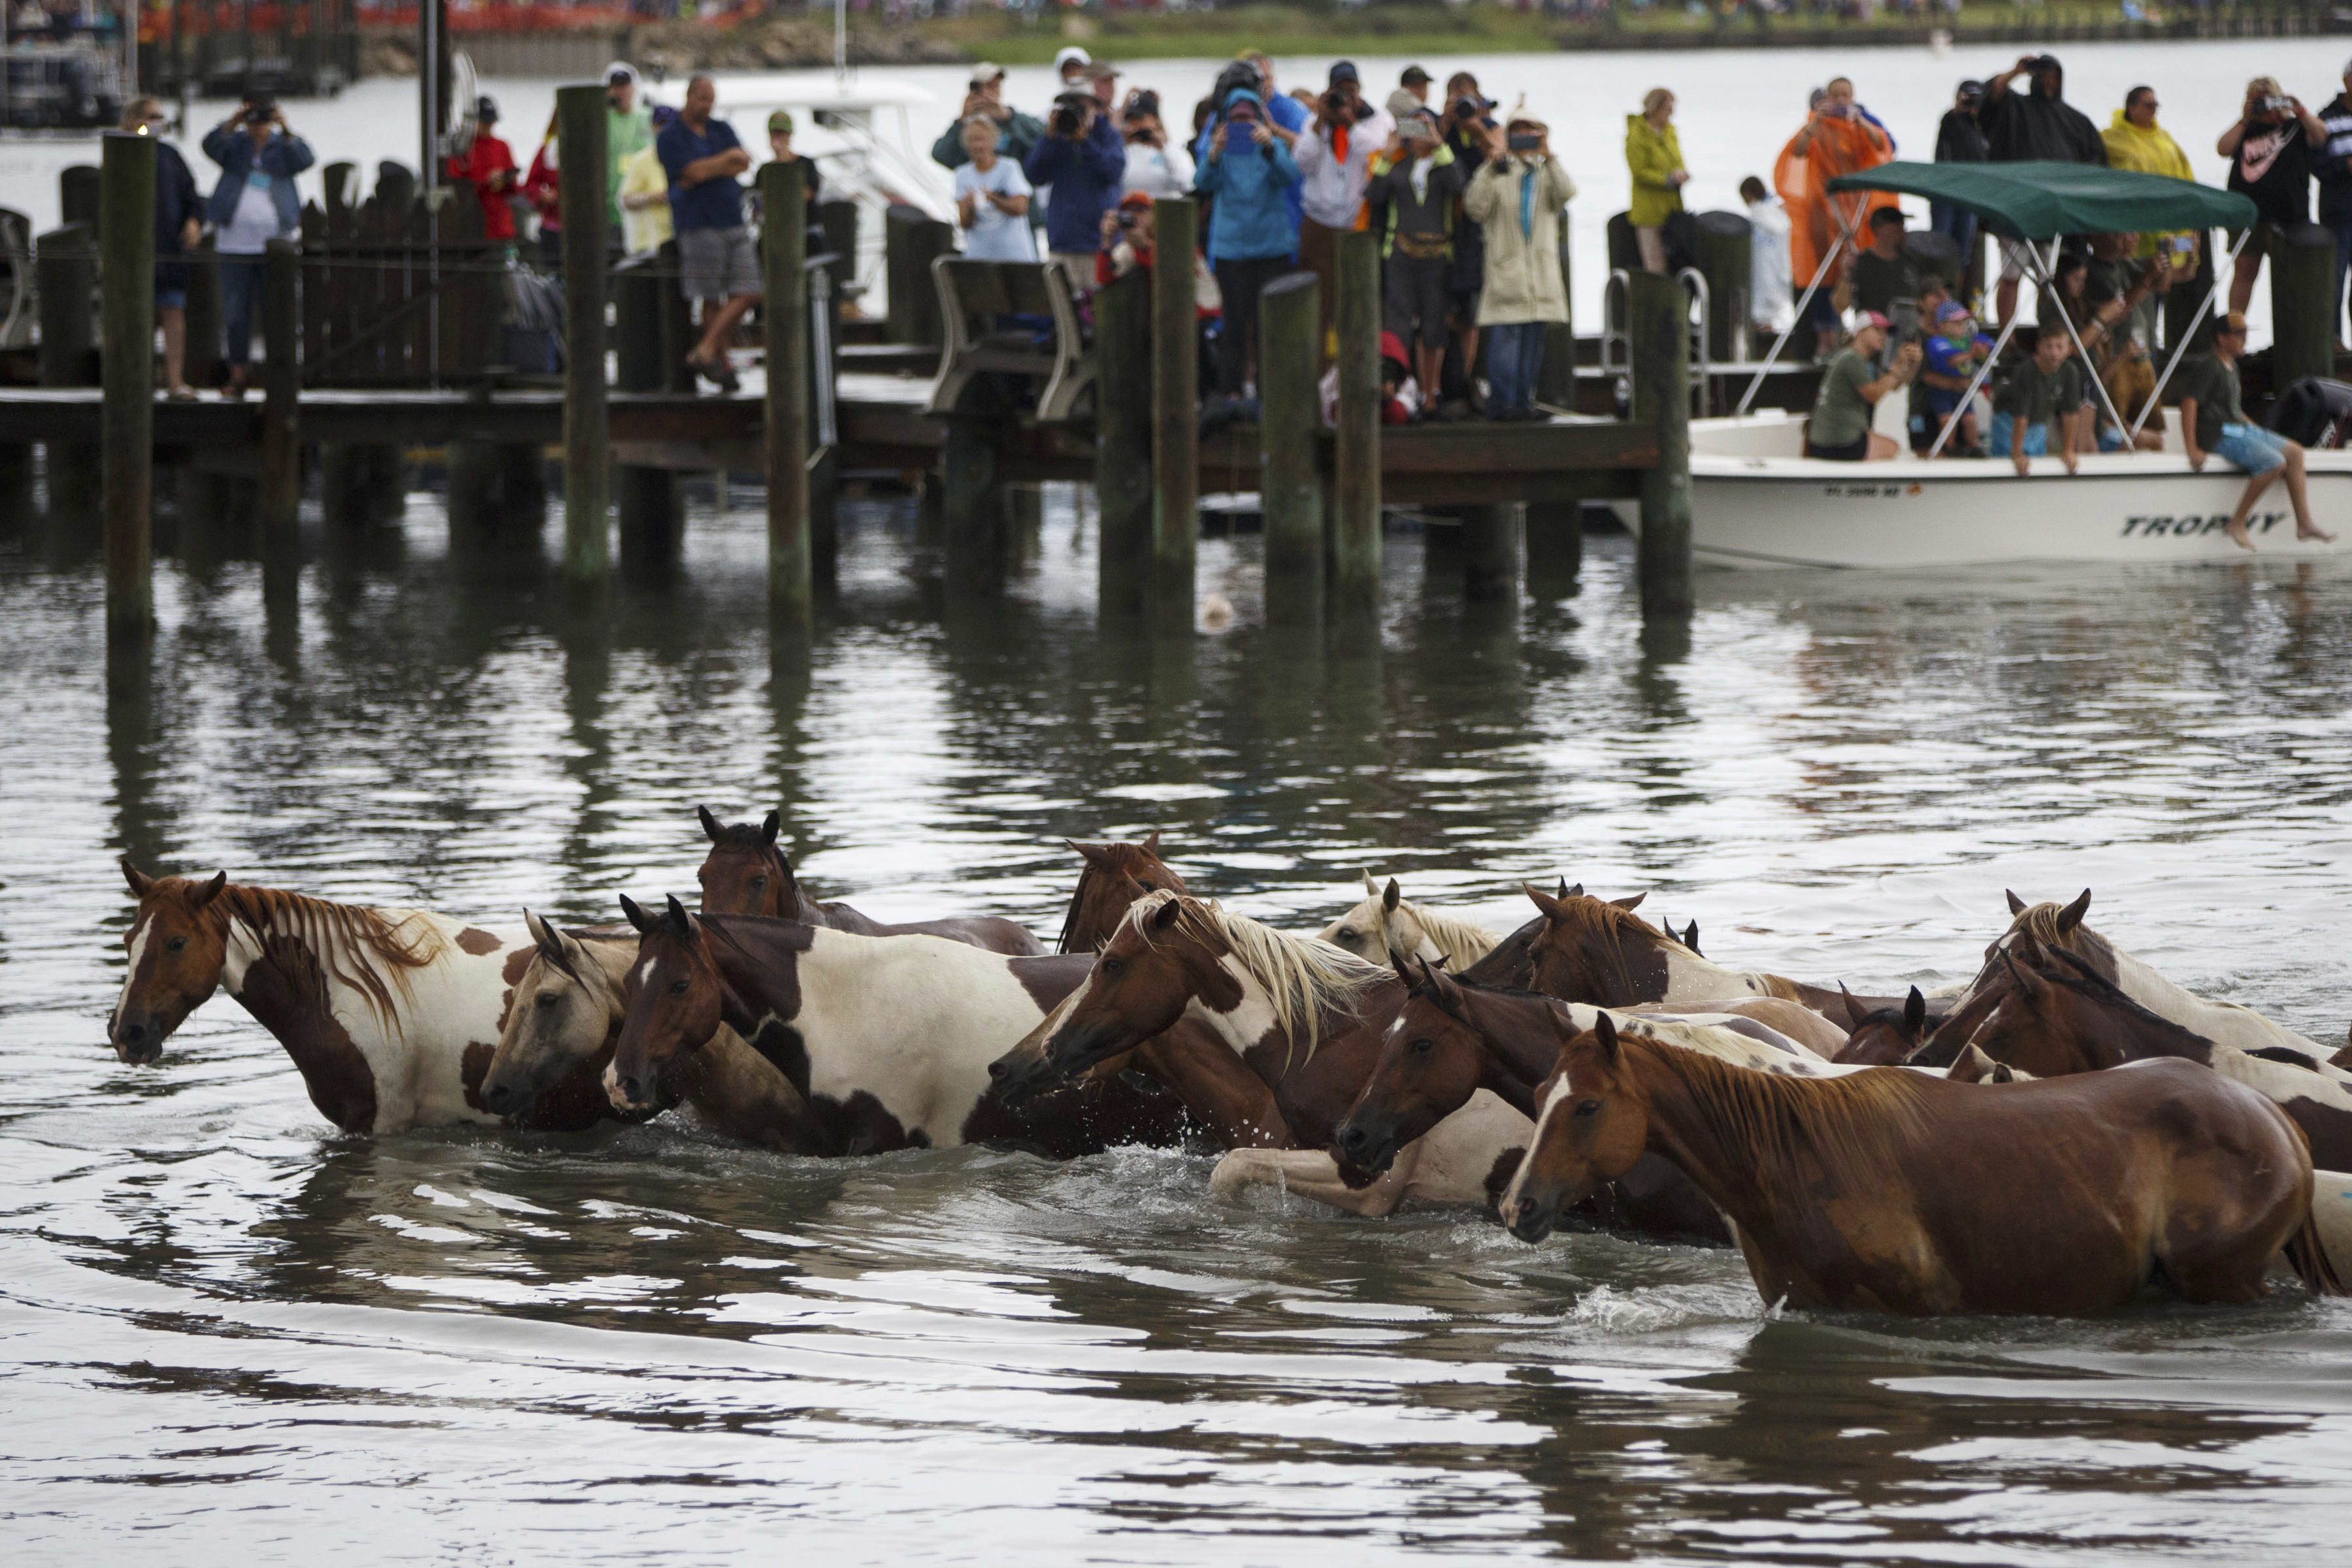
[1462,111,1575,420]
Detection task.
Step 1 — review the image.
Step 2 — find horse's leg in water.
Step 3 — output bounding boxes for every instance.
[1209,1146,1420,1216]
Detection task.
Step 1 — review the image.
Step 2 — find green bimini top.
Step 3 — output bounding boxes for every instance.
[1824,160,2255,240]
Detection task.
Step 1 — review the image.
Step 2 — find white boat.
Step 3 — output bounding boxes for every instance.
[1612,408,2352,569]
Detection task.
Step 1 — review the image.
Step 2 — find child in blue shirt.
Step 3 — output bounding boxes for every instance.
[1922,299,1996,456]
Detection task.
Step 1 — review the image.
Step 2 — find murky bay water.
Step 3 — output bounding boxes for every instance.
[5,487,2352,1563]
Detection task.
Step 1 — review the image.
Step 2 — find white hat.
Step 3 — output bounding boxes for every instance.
[604,60,639,88]
[1054,46,1092,73]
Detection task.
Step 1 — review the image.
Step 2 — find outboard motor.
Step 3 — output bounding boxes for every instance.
[2267,376,2352,449]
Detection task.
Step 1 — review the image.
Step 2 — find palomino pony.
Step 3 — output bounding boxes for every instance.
[1962,943,2352,1170]
[1923,890,2339,1069]
[604,894,1188,1156]
[694,806,1044,954]
[109,862,609,1134]
[1500,1013,2340,1315]
[1316,874,1502,970]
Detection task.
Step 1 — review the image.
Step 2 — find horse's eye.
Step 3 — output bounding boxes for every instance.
[1137,881,1155,892]
[1575,1100,1601,1118]
[1410,1038,1433,1055]
[536,992,559,1009]
[1101,957,1124,978]
[669,979,690,995]
[165,936,188,953]
[751,875,768,889]
[1339,927,1359,941]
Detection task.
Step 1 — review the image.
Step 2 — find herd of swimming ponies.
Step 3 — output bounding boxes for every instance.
[107,808,2352,1318]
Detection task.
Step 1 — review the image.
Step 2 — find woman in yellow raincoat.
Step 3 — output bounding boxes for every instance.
[1774,76,1899,357]
[2100,85,2200,277]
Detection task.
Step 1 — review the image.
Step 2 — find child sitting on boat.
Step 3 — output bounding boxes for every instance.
[1922,301,1995,457]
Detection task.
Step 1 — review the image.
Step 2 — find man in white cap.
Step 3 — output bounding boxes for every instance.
[1054,46,1092,89]
[604,61,653,232]
[931,59,1043,176]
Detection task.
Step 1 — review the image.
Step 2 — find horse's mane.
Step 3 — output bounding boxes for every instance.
[1057,845,1186,956]
[1123,891,1386,1060]
[218,883,444,1028]
[2012,949,2216,1058]
[1399,899,1501,967]
[1627,1034,1936,1204]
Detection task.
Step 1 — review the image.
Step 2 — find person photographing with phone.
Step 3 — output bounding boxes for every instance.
[201,94,313,401]
[2219,76,2328,317]
[1117,88,1192,201]
[1195,86,1303,399]
[1776,76,1898,361]
[1461,109,1573,422]
[1292,61,1392,362]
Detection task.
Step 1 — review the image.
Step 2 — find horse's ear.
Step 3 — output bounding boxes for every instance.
[121,858,155,897]
[619,894,653,936]
[1382,877,1401,913]
[1149,894,1184,932]
[1904,985,1927,1037]
[1363,869,1380,895]
[1609,891,1645,912]
[1838,983,1868,1030]
[1392,948,1416,985]
[1991,1063,2015,1083]
[1066,838,1107,866]
[1523,882,1565,919]
[697,804,725,843]
[525,907,563,958]
[2057,888,2091,934]
[1418,955,1463,1011]
[2006,889,2028,915]
[1592,1009,1620,1063]
[663,892,694,936]
[1949,1042,1994,1082]
[1682,919,1701,955]
[190,870,227,909]
[760,809,781,846]
[1563,881,1581,898]
[1141,828,1160,852]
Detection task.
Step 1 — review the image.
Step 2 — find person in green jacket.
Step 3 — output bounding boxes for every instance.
[605,63,655,232]
[1625,86,1689,274]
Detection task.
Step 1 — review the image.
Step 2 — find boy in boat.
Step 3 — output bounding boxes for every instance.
[1991,327,2085,476]
[1921,301,1994,457]
[2181,312,2339,549]
[1805,310,1920,461]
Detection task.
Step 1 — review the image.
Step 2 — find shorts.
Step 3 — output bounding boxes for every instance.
[1998,236,2037,284]
[2213,421,2289,475]
[1384,253,1450,349]
[678,224,760,302]
[1805,433,1870,461]
[154,287,187,311]
[1801,282,1840,331]
[1987,410,2050,457]
[1447,286,1480,327]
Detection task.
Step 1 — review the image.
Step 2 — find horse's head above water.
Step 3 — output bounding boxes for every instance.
[1914,889,2102,1066]
[483,911,625,1120]
[1834,985,1929,1066]
[1057,831,1187,955]
[695,806,800,919]
[1518,882,1681,1007]
[608,892,727,1111]
[1333,956,1498,1175]
[111,860,230,1064]
[1497,1011,1653,1242]
[1317,873,1501,971]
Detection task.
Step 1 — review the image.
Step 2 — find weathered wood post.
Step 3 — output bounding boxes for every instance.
[1537,210,1575,408]
[1461,504,1523,604]
[612,249,681,562]
[884,205,953,347]
[36,223,99,521]
[1629,269,1693,620]
[815,197,858,300]
[2270,223,2336,391]
[101,132,155,639]
[1693,210,1751,363]
[1331,227,1381,612]
[259,238,302,530]
[761,159,811,624]
[1093,269,1153,619]
[1150,196,1198,635]
[1258,270,1322,624]
[184,235,223,392]
[557,82,610,580]
[60,164,101,229]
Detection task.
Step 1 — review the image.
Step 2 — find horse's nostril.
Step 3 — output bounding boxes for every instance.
[987,1058,1007,1080]
[620,1077,643,1102]
[118,1022,145,1044]
[1339,1126,1365,1151]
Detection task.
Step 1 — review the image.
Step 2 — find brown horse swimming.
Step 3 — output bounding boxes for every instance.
[694,806,1043,954]
[1501,1013,2340,1315]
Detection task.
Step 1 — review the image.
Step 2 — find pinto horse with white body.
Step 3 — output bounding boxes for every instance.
[1500,1013,2341,1315]
[109,862,611,1135]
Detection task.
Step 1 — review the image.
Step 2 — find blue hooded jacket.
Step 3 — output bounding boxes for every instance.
[1193,90,1302,263]
[1193,86,1307,253]
[201,125,317,235]
[1022,108,1126,255]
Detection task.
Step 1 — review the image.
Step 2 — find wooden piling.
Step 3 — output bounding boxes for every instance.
[883,206,953,348]
[60,164,101,230]
[1628,269,1693,621]
[1537,213,1576,408]
[259,238,302,531]
[2270,223,2336,391]
[761,159,811,623]
[1461,503,1523,604]
[1330,227,1381,612]
[556,83,610,580]
[1092,270,1153,618]
[1149,196,1198,635]
[815,197,858,300]
[36,225,99,519]
[612,250,681,561]
[1693,211,1750,363]
[184,236,223,391]
[1524,500,1583,589]
[1257,271,1322,621]
[100,133,155,640]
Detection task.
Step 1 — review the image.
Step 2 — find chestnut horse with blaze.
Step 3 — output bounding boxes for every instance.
[1502,1013,2342,1315]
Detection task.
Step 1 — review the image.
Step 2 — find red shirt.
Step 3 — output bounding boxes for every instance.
[448,133,517,241]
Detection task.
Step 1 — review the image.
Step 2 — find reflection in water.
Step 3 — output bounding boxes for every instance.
[6,487,2352,1560]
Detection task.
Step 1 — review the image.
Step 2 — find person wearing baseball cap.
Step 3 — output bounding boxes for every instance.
[932,55,1045,177]
[2180,311,2338,547]
[1399,65,1431,104]
[1054,46,1092,86]
[446,93,519,246]
[766,109,821,210]
[1805,308,1919,460]
[604,61,654,228]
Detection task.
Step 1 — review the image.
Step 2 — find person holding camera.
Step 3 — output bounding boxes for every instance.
[1931,80,1988,265]
[1290,61,1392,363]
[1024,64,1128,282]
[2220,76,2328,318]
[1776,76,1897,362]
[1367,109,1462,416]
[1624,88,1687,276]
[201,94,313,401]
[1461,111,1573,422]
[1806,311,1919,461]
[1118,89,1192,201]
[1196,87,1304,397]
[931,62,1044,177]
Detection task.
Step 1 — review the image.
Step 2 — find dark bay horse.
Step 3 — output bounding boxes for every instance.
[604,894,1187,1158]
[1831,987,1931,1066]
[694,806,1043,954]
[1501,1013,2340,1315]
[109,861,606,1134]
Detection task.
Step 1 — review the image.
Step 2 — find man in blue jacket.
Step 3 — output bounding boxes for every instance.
[1024,63,1126,282]
[201,95,314,400]
[1195,87,1303,396]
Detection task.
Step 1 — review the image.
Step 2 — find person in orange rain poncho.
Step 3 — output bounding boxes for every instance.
[1774,76,1901,359]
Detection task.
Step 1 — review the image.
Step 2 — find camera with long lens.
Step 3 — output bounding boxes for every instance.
[1452,95,1482,123]
[1324,89,1373,123]
[1052,97,1086,136]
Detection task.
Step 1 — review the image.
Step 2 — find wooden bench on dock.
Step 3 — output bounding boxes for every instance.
[926,257,1094,423]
